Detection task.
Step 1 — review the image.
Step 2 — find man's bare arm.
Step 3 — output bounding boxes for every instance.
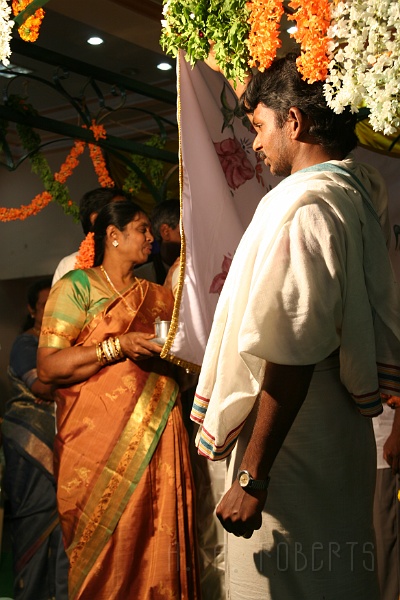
[216,361,315,537]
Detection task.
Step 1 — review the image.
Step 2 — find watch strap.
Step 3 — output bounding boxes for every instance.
[248,476,270,490]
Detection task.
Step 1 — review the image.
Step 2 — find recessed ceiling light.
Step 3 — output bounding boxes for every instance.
[287,26,298,34]
[157,62,173,71]
[87,36,104,46]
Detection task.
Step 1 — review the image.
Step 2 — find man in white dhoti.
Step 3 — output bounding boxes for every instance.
[191,53,400,599]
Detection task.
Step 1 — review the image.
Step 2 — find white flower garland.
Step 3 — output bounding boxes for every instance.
[324,0,400,135]
[0,0,14,66]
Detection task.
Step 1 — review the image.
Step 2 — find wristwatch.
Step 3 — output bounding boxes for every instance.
[237,469,270,491]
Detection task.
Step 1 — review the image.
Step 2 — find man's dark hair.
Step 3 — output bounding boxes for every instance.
[22,276,53,331]
[79,187,132,235]
[151,199,180,242]
[240,53,358,157]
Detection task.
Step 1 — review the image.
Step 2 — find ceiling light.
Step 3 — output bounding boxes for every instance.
[87,36,104,46]
[287,26,297,34]
[157,62,173,71]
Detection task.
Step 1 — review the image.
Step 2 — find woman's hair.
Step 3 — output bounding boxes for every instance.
[240,53,358,156]
[93,200,146,266]
[22,276,53,331]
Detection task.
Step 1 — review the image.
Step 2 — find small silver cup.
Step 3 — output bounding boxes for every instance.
[153,320,171,343]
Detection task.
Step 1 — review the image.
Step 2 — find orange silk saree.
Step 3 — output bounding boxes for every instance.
[42,272,200,599]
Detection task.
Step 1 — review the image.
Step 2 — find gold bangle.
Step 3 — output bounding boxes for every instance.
[105,338,117,361]
[102,339,114,363]
[96,343,105,364]
[114,337,124,359]
[109,338,119,361]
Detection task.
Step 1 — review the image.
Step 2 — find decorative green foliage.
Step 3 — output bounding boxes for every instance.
[160,0,251,83]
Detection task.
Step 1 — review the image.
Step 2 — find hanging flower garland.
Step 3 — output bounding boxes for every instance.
[0,116,115,223]
[324,0,400,135]
[161,0,400,135]
[0,0,14,66]
[246,0,284,73]
[287,0,331,83]
[54,138,86,183]
[12,0,45,43]
[87,122,115,188]
[123,135,166,195]
[161,0,251,83]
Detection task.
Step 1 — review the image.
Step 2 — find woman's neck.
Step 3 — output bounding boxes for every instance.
[100,261,135,292]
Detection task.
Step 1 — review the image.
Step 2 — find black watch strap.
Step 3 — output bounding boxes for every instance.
[237,469,270,490]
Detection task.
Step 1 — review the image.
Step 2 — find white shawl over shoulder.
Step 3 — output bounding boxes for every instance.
[191,156,400,460]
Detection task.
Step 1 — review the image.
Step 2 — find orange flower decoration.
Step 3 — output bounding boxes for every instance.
[287,0,331,83]
[246,0,284,72]
[0,122,115,223]
[0,191,52,222]
[12,0,45,43]
[88,122,115,188]
[75,232,95,269]
[54,139,86,184]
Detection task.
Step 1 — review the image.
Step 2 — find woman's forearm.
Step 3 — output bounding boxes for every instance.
[37,346,102,386]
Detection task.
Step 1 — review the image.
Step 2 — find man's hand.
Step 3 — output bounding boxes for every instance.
[216,480,268,538]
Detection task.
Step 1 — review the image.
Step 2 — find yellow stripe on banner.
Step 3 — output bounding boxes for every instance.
[68,373,178,599]
[160,51,201,374]
[356,120,400,158]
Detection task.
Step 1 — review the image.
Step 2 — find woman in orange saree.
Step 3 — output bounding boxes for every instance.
[37,200,200,600]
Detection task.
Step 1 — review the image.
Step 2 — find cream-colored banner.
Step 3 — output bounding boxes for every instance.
[167,53,400,369]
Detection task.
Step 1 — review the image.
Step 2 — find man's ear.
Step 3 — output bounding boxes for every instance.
[159,223,171,242]
[89,211,98,227]
[287,107,310,140]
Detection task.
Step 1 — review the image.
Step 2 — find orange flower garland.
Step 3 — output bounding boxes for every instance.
[287,0,331,83]
[74,232,95,269]
[0,191,52,222]
[246,0,284,72]
[0,123,115,222]
[54,138,86,184]
[88,122,115,188]
[12,0,45,43]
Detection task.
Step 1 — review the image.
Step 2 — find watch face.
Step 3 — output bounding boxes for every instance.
[238,471,251,487]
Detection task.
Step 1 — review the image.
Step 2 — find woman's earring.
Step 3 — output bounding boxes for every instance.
[112,240,119,247]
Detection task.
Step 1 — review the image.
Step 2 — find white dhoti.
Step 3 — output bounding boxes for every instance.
[225,354,379,600]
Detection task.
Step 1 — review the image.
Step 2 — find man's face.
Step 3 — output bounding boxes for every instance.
[251,104,292,177]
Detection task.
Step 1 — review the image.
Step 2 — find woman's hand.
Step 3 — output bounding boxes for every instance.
[204,40,252,99]
[204,41,224,74]
[120,332,163,361]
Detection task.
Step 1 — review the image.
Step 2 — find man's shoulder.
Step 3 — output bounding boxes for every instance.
[52,251,78,286]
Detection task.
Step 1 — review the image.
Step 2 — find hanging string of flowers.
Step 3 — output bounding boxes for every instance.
[161,0,251,83]
[0,113,115,223]
[324,0,400,135]
[87,122,115,188]
[12,0,45,43]
[287,0,331,83]
[0,0,14,66]
[123,135,166,195]
[246,0,284,73]
[161,0,400,135]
